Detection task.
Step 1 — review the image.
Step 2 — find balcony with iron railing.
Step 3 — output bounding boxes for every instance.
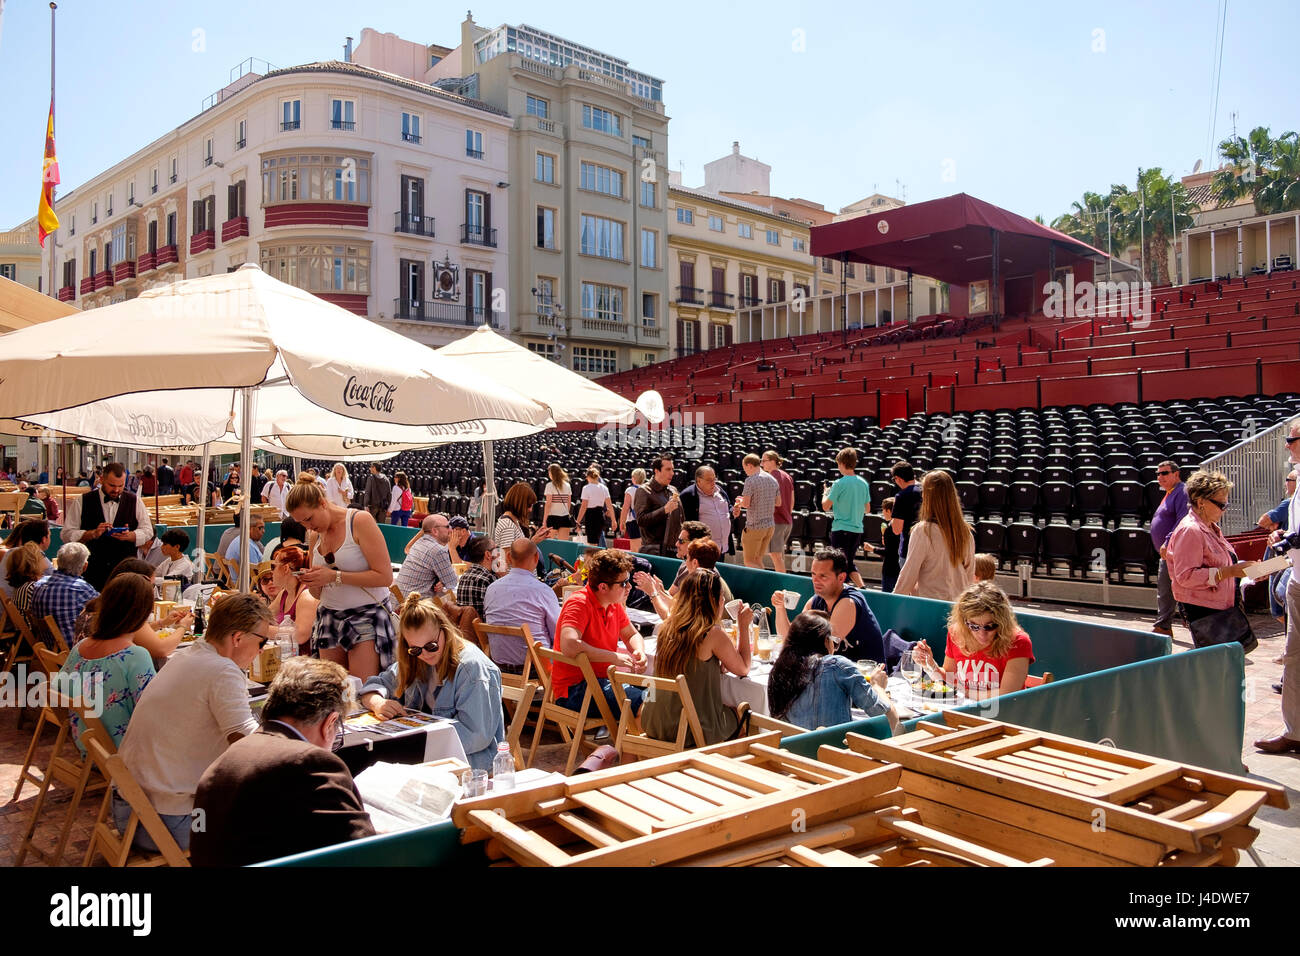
[401,131,422,144]
[709,290,735,310]
[331,120,356,131]
[461,224,496,247]
[394,212,435,237]
[675,286,704,305]
[391,298,504,328]
[738,294,763,308]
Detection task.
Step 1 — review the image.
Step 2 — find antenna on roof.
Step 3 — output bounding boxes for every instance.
[1192,159,1203,174]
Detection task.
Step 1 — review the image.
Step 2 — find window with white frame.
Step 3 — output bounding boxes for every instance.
[105,192,113,217]
[640,180,655,208]
[526,94,549,118]
[259,242,370,293]
[632,134,652,150]
[91,201,99,224]
[572,346,618,375]
[0,264,15,280]
[151,168,158,194]
[535,152,555,184]
[401,112,422,143]
[528,342,557,359]
[708,214,724,232]
[536,207,556,249]
[330,99,356,130]
[737,222,752,238]
[203,137,214,166]
[766,228,780,245]
[281,99,301,131]
[676,207,693,225]
[579,215,624,260]
[535,276,556,315]
[641,292,657,324]
[793,237,806,252]
[681,320,696,352]
[127,180,135,204]
[711,323,728,348]
[580,283,624,322]
[170,156,178,182]
[582,105,622,137]
[260,154,370,203]
[236,119,247,148]
[579,161,624,198]
[640,228,657,268]
[466,129,483,158]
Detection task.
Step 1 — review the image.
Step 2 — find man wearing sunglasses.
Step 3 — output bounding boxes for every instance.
[117,594,273,853]
[192,657,375,866]
[554,549,648,722]
[1149,460,1189,636]
[1257,419,1300,754]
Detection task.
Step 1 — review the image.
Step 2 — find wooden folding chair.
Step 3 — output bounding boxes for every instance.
[41,614,70,654]
[607,665,706,761]
[529,644,619,775]
[389,584,404,605]
[12,644,69,801]
[474,622,542,770]
[1022,671,1055,689]
[14,648,111,866]
[0,590,43,676]
[82,737,190,867]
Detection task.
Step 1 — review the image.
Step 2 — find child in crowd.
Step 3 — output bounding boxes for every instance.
[974,553,997,582]
[880,497,900,593]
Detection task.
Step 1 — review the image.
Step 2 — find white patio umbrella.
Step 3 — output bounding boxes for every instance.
[434,326,664,527]
[0,275,78,333]
[0,265,554,589]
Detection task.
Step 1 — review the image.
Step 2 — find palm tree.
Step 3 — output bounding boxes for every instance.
[1213,126,1300,214]
[1051,191,1110,249]
[1124,168,1196,285]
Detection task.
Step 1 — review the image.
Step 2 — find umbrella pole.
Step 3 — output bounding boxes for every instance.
[196,443,210,580]
[238,388,255,593]
[482,440,497,531]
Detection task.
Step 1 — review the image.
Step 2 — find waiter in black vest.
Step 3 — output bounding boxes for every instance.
[61,461,154,592]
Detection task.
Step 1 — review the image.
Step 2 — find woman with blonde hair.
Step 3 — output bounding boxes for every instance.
[620,468,646,551]
[641,568,753,746]
[543,463,574,541]
[893,470,975,601]
[286,473,394,681]
[9,542,48,632]
[324,463,354,508]
[912,581,1035,695]
[359,592,505,771]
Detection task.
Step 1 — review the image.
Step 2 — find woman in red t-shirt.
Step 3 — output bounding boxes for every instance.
[912,581,1034,694]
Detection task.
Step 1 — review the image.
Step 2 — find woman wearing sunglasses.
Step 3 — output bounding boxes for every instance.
[641,568,752,747]
[1165,469,1252,625]
[358,592,505,772]
[286,473,395,681]
[912,581,1034,695]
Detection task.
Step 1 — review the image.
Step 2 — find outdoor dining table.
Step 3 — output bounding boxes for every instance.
[337,714,468,777]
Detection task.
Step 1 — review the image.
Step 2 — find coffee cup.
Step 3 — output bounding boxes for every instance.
[782,589,801,610]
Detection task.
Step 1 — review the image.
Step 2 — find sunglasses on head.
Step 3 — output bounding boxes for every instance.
[966,621,999,633]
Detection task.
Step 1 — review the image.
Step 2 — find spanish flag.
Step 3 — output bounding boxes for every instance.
[37,99,60,247]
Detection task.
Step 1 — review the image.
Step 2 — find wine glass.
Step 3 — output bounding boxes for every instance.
[899,649,922,700]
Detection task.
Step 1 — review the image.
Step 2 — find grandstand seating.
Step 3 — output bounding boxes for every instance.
[308,392,1298,588]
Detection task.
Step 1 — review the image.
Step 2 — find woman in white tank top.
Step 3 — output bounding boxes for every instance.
[285,474,395,680]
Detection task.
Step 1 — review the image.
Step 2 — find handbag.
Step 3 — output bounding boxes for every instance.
[1187,599,1258,655]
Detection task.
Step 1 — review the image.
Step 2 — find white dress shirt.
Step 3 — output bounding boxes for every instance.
[263,479,290,517]
[60,488,154,547]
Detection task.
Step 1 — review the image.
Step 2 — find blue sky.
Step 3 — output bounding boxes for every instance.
[2,0,1297,229]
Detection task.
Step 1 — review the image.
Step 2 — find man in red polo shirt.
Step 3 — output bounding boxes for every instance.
[554,549,648,718]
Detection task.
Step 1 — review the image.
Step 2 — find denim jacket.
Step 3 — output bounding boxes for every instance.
[361,641,505,771]
[780,654,887,730]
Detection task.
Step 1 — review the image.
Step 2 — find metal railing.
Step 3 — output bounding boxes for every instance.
[394,212,435,236]
[1200,417,1296,535]
[461,224,496,247]
[675,286,703,305]
[392,299,504,328]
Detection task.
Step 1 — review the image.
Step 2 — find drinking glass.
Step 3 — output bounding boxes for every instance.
[899,649,922,700]
[462,769,489,799]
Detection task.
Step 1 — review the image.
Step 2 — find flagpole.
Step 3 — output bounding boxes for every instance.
[45,3,57,299]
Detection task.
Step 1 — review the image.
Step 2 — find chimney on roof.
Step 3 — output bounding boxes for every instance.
[732,141,739,155]
[344,36,353,62]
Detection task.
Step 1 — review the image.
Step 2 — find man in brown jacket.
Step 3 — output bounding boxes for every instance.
[191,658,375,866]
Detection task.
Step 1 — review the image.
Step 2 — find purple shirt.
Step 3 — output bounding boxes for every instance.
[1149,481,1190,549]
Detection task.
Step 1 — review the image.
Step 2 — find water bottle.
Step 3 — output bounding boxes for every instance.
[492,742,515,791]
[276,622,297,661]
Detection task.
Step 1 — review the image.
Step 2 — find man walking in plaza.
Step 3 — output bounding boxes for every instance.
[1149,460,1189,636]
[762,450,795,573]
[633,455,682,557]
[734,453,779,570]
[364,463,391,524]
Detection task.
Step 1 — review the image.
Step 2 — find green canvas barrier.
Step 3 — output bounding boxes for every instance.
[258,818,479,868]
[781,643,1246,773]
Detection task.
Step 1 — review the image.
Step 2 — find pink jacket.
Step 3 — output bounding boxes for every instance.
[1165,511,1238,610]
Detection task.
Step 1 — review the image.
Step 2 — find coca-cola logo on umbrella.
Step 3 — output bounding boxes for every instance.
[343,376,398,415]
[125,413,180,439]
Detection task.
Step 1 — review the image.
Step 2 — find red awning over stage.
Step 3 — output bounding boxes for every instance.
[810,193,1108,284]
